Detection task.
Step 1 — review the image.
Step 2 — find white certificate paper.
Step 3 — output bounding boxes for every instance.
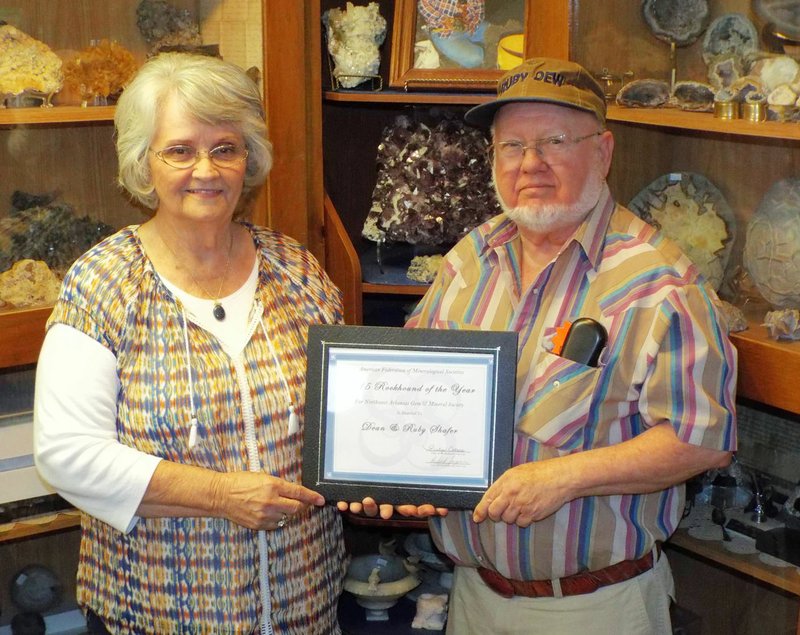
[325,348,492,487]
[303,325,517,508]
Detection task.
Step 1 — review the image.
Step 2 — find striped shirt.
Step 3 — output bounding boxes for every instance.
[47,224,346,633]
[406,186,737,580]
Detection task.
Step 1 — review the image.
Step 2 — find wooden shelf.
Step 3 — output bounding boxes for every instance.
[0,306,52,368]
[730,320,800,415]
[324,90,490,105]
[0,510,80,543]
[362,282,428,296]
[668,528,800,597]
[324,91,800,142]
[0,105,115,126]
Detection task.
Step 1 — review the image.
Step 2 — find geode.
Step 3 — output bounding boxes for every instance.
[629,172,735,291]
[324,2,387,89]
[641,0,710,46]
[0,192,115,277]
[672,80,715,111]
[616,79,671,108]
[363,112,500,246]
[0,25,63,104]
[702,13,759,64]
[744,178,800,308]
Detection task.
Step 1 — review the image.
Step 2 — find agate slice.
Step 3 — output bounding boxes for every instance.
[629,172,735,291]
[702,13,759,64]
[641,0,710,46]
[616,79,671,108]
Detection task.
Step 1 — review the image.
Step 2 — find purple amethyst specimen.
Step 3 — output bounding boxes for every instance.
[363,111,501,246]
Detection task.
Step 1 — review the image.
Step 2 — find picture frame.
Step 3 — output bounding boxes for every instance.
[302,324,517,509]
[389,0,533,91]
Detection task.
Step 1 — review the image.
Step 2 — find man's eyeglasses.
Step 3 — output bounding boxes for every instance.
[492,131,604,163]
[151,144,249,170]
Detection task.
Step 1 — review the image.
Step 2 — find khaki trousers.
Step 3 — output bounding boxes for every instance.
[445,549,674,635]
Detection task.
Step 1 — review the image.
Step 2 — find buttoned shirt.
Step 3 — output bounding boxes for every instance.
[406,186,737,580]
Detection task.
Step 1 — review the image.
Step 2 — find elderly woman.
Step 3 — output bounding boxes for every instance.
[34,53,346,634]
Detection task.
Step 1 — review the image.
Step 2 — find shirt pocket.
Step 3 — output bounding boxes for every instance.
[516,351,603,450]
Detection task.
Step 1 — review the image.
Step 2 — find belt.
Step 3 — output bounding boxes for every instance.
[477,546,659,599]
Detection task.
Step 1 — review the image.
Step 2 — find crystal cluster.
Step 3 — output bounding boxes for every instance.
[0,25,63,104]
[0,191,115,278]
[136,0,202,55]
[60,40,139,106]
[363,112,501,246]
[324,2,386,88]
[0,259,61,310]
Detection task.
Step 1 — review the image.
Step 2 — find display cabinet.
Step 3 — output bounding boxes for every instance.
[321,1,800,629]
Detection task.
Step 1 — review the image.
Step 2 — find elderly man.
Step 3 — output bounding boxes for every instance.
[346,58,737,634]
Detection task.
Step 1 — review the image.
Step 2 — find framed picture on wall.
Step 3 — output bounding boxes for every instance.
[389,0,531,90]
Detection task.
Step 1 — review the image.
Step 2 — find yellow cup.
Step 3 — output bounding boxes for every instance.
[497,34,524,70]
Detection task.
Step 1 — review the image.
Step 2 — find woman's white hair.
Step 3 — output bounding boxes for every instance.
[114,52,272,213]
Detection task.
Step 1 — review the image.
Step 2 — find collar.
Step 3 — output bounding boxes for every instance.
[480,184,615,272]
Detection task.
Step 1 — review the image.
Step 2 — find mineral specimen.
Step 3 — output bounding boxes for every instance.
[616,79,671,108]
[749,55,800,93]
[407,254,444,283]
[707,54,743,90]
[672,81,715,111]
[364,111,500,246]
[718,300,748,333]
[641,0,710,47]
[136,0,202,55]
[763,308,800,340]
[0,259,61,309]
[629,173,735,291]
[324,2,387,88]
[702,13,759,64]
[59,39,139,106]
[0,191,115,277]
[0,25,63,105]
[744,178,800,308]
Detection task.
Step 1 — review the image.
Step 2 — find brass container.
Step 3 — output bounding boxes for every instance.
[742,101,766,122]
[713,100,738,119]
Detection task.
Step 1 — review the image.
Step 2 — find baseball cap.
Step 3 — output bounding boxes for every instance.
[465,57,606,128]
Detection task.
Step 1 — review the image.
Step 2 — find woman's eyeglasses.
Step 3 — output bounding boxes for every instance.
[151,144,249,169]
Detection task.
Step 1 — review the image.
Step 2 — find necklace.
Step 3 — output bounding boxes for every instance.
[157,228,234,321]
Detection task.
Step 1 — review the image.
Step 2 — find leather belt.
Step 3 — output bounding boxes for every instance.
[477,546,659,599]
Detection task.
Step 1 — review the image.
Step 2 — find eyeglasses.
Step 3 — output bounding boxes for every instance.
[151,144,249,169]
[492,131,604,163]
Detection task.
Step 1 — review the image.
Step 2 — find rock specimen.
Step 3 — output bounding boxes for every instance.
[744,178,800,308]
[363,112,500,246]
[616,79,671,108]
[672,80,715,111]
[0,259,61,309]
[629,172,735,291]
[324,2,387,88]
[702,13,759,64]
[59,39,139,106]
[0,24,63,105]
[641,0,710,46]
[0,191,115,277]
[136,0,202,55]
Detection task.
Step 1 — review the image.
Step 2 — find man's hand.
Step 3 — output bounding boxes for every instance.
[337,497,448,520]
[472,460,570,527]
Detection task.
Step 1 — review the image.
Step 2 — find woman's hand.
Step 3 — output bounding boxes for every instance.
[213,471,325,530]
[337,497,448,520]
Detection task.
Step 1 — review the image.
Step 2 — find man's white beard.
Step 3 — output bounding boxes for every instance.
[495,164,606,234]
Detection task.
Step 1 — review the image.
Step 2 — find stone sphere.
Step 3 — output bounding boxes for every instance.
[744,178,800,308]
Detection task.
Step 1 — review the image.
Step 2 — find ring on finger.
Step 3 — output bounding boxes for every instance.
[276,512,288,529]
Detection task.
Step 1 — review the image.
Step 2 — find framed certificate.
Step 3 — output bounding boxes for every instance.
[303,324,517,509]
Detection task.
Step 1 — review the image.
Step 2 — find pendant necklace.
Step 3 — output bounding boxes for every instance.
[158,228,234,321]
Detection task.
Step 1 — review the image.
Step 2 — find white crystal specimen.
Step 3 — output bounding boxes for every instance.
[324,2,386,88]
[0,25,63,104]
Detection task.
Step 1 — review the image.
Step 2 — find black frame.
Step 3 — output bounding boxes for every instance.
[302,324,517,509]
